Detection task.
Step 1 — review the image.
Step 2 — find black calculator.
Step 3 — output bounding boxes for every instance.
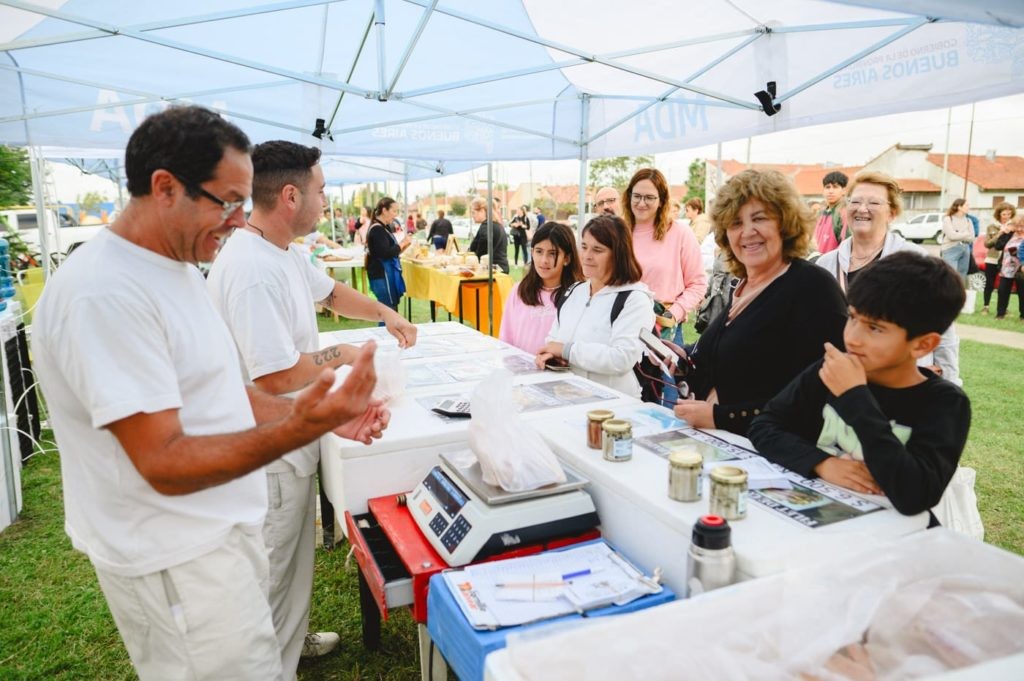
[431,399,472,418]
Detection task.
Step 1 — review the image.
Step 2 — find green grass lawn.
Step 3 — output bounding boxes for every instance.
[2,250,1021,680]
[958,290,1024,331]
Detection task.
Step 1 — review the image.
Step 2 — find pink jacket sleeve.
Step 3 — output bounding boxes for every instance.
[672,226,708,320]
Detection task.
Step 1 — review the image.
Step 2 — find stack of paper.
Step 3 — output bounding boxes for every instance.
[442,542,662,629]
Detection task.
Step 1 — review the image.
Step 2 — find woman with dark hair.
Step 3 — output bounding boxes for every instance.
[509,205,531,266]
[982,202,1016,314]
[941,198,974,284]
[673,169,847,435]
[536,215,655,397]
[365,196,411,313]
[500,222,583,353]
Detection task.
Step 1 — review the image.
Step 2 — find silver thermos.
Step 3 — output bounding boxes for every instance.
[686,514,736,597]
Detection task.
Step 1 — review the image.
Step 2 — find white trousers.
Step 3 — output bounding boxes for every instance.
[263,468,317,681]
[94,525,282,681]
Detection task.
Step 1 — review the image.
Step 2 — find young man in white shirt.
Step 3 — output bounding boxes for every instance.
[207,140,415,677]
[32,106,388,681]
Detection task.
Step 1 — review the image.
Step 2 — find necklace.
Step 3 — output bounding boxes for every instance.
[245,221,268,239]
[850,239,885,265]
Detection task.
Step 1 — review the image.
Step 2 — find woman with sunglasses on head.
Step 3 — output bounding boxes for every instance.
[816,171,961,382]
[535,215,655,397]
[365,196,410,313]
[500,222,583,354]
[674,169,847,435]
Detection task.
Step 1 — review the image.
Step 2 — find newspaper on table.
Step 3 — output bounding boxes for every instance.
[637,428,884,528]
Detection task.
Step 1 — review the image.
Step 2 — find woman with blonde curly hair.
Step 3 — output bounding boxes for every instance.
[673,169,847,435]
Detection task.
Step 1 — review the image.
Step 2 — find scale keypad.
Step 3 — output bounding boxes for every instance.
[440,515,472,552]
[429,513,449,537]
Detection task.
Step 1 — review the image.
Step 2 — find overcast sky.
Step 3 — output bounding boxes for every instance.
[389,93,1024,201]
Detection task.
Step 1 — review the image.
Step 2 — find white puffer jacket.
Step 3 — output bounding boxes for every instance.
[546,280,655,397]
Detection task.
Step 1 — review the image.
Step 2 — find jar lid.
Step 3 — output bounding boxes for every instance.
[586,409,615,422]
[601,418,631,434]
[710,465,748,484]
[669,450,703,467]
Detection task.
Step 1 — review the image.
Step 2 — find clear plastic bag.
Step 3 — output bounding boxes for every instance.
[504,530,1024,681]
[468,369,567,492]
[931,466,984,541]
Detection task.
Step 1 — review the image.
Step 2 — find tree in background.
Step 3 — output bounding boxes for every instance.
[684,158,706,203]
[76,190,108,217]
[587,155,655,191]
[449,197,467,217]
[0,146,32,208]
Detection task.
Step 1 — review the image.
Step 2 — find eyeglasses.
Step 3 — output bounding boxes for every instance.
[170,171,246,221]
[631,193,659,205]
[595,197,618,207]
[847,198,888,211]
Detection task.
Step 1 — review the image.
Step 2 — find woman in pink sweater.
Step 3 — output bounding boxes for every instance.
[500,222,583,354]
[623,168,707,344]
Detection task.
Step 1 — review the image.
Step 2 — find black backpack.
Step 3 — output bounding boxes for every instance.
[555,284,664,403]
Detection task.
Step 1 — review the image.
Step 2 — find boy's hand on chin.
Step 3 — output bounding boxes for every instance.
[819,342,867,397]
[813,457,881,495]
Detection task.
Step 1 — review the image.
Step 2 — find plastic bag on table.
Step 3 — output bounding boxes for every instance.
[503,530,1024,681]
[468,369,566,492]
[931,466,984,541]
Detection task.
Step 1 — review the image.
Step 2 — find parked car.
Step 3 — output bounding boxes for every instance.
[450,217,474,240]
[1,207,103,262]
[890,212,945,244]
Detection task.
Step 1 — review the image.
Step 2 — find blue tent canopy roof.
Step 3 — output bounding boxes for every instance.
[2,0,1023,162]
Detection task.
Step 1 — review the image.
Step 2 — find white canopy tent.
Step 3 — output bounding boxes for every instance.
[2,0,1023,267]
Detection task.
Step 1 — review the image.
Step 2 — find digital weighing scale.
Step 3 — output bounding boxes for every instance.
[408,452,600,566]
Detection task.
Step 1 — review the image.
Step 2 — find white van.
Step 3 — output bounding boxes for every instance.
[0,208,103,262]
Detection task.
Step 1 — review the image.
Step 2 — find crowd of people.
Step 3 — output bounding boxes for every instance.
[30,104,979,680]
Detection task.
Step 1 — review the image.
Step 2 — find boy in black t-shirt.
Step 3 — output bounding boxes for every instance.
[749,252,970,516]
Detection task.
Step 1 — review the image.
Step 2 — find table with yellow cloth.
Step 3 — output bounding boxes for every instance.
[401,260,513,337]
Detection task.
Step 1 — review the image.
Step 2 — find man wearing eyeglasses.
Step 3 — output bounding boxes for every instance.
[31,105,384,681]
[593,186,621,217]
[207,140,416,677]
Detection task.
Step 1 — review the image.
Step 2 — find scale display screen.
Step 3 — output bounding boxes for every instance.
[423,466,468,518]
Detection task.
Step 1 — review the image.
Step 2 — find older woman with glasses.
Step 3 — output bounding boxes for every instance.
[815,170,961,382]
[673,169,847,435]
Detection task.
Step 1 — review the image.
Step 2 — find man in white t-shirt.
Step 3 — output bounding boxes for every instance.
[32,106,387,681]
[207,141,415,677]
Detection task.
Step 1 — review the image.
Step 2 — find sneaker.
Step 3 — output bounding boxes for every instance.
[981,306,989,315]
[301,632,340,658]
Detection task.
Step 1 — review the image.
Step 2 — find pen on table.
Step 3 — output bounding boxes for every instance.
[495,570,592,588]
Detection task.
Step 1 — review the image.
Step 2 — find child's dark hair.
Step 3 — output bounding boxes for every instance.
[847,251,964,338]
[822,170,848,188]
[518,222,582,306]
